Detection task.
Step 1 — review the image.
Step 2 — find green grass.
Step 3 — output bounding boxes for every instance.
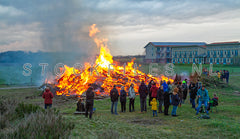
[61,76,240,138]
[0,68,240,138]
[140,63,240,75]
[60,92,240,138]
[0,76,239,138]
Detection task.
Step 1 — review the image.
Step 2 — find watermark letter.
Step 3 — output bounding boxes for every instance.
[39,63,48,76]
[73,63,83,76]
[164,63,175,77]
[23,63,32,76]
[108,64,115,76]
[209,63,217,76]
[90,64,99,76]
[54,63,65,76]
[149,63,159,76]
[192,63,202,76]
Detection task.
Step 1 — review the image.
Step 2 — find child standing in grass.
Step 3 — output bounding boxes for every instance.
[151,98,158,117]
[171,87,180,117]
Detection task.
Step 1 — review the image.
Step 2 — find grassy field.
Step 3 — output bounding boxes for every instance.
[139,63,240,75]
[0,75,240,138]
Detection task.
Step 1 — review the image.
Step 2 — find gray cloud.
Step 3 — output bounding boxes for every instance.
[0,0,240,55]
[0,5,25,16]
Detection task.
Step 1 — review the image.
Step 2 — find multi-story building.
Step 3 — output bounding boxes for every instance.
[144,42,206,63]
[171,45,206,64]
[205,41,240,64]
[144,41,240,64]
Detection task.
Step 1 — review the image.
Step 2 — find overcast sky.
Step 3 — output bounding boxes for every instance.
[0,0,240,56]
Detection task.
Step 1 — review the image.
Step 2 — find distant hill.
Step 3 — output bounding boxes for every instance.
[0,51,91,65]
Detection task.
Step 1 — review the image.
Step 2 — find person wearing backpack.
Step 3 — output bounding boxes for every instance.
[110,85,119,115]
[196,85,210,115]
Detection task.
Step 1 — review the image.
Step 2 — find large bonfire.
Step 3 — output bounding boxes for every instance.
[55,24,173,96]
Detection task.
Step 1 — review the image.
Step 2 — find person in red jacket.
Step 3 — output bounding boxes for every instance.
[42,87,54,109]
[150,82,158,99]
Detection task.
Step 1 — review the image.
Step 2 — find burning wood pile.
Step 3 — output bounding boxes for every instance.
[47,24,173,98]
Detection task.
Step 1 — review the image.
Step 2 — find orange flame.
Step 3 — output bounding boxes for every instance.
[89,24,100,37]
[55,24,173,96]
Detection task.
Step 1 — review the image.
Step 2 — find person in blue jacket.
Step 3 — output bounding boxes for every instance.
[162,81,168,93]
[196,85,210,115]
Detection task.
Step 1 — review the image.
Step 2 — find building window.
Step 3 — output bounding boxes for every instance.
[235,50,238,56]
[220,50,223,57]
[223,58,226,64]
[227,50,230,57]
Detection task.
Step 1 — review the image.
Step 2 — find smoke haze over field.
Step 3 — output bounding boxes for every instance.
[0,0,240,85]
[0,0,240,56]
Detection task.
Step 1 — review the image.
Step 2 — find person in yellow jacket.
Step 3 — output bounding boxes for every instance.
[151,98,158,117]
[217,71,221,80]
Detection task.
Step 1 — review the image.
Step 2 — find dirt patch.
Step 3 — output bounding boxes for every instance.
[220,91,240,96]
[128,117,163,126]
[233,91,240,96]
[25,96,38,99]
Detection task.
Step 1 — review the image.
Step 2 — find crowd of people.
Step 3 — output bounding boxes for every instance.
[217,70,230,84]
[41,79,219,119]
[202,68,230,84]
[107,79,219,118]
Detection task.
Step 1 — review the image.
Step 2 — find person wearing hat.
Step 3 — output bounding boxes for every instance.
[182,80,188,104]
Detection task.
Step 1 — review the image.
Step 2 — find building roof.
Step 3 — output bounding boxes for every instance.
[207,41,240,46]
[144,42,206,48]
[210,41,239,44]
[171,45,206,49]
